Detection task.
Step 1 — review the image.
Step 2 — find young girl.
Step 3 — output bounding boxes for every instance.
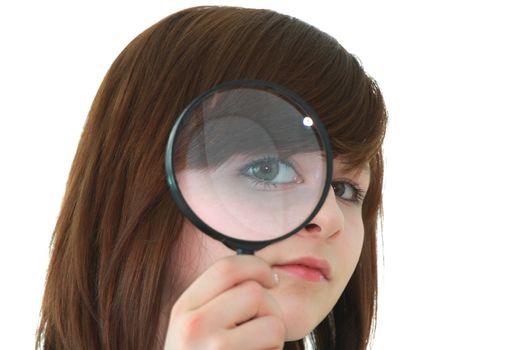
[37,6,387,350]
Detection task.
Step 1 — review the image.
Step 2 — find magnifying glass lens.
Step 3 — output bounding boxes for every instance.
[167,82,331,249]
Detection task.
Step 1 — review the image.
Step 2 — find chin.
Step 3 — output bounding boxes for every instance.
[284,317,320,341]
[285,327,312,342]
[280,297,328,341]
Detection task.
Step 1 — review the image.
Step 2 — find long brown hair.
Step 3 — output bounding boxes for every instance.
[36,6,387,350]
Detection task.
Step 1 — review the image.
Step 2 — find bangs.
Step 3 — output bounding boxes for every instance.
[148,8,387,173]
[303,48,387,170]
[224,18,389,171]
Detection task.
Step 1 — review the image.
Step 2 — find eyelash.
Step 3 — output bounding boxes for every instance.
[240,155,366,203]
[243,155,296,170]
[240,156,298,190]
[332,179,366,204]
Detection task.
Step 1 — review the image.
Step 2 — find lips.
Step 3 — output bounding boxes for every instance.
[273,257,332,282]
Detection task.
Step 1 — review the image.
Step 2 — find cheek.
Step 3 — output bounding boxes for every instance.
[338,207,365,281]
[342,205,365,244]
[167,221,233,300]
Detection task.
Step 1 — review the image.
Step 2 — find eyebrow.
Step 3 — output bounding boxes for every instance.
[333,163,370,180]
[347,163,370,175]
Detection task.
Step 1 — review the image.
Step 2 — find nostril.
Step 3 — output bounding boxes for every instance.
[304,223,321,233]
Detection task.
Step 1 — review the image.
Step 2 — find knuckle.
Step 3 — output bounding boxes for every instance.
[213,258,238,278]
[213,256,271,286]
[242,280,263,298]
[268,317,286,342]
[242,281,266,310]
[177,311,205,341]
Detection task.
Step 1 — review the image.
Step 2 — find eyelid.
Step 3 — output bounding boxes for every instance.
[238,155,304,188]
[332,177,367,204]
[239,155,297,175]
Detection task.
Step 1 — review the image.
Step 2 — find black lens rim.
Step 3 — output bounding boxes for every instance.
[165,80,333,254]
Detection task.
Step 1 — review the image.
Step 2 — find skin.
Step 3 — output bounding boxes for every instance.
[161,160,370,349]
[177,152,327,240]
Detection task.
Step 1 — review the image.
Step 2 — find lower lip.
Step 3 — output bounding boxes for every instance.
[274,264,326,282]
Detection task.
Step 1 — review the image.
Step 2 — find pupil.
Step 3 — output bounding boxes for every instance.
[255,160,278,180]
[332,182,344,196]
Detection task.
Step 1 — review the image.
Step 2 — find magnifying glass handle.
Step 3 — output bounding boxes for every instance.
[236,248,255,255]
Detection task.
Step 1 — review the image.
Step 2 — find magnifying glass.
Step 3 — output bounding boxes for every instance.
[165,80,333,254]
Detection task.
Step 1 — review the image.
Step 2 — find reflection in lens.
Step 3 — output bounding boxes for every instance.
[175,90,322,171]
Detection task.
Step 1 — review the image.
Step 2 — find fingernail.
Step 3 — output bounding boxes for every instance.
[272,271,279,285]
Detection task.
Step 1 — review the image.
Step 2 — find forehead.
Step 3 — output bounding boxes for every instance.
[359,163,371,175]
[333,159,371,186]
[333,158,370,174]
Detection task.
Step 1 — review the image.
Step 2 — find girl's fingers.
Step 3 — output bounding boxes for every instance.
[173,255,277,314]
[200,280,283,329]
[164,255,285,350]
[217,315,286,350]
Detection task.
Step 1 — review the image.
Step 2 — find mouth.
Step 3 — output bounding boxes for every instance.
[273,256,332,282]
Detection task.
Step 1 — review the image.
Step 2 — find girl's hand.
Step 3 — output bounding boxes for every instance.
[163,255,285,350]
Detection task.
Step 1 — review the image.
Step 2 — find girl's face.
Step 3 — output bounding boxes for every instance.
[166,159,370,341]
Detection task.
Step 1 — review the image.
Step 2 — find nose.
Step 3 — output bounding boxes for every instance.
[298,186,344,240]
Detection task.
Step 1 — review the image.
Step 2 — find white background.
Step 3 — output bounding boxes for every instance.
[1,1,524,349]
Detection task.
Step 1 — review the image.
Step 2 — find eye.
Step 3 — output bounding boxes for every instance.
[331,181,365,204]
[241,156,302,186]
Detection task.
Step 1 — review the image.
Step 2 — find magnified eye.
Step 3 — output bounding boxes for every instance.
[332,181,365,203]
[241,156,302,186]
